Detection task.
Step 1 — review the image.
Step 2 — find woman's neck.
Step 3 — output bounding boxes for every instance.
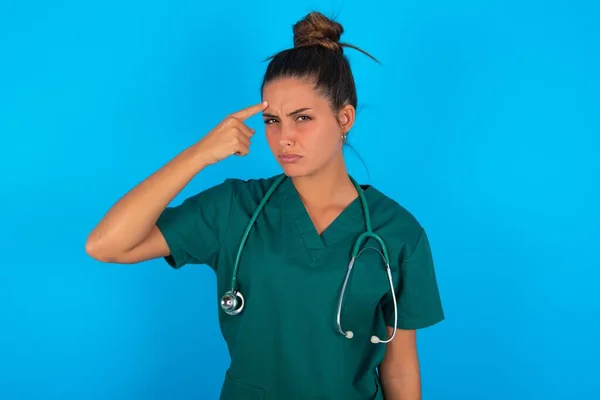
[291,158,357,208]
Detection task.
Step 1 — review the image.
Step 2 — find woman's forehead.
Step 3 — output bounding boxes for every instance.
[263,79,328,111]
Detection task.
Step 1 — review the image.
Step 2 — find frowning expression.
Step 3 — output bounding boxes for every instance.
[261,77,354,177]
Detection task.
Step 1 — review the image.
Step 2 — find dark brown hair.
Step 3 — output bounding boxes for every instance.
[261,11,379,118]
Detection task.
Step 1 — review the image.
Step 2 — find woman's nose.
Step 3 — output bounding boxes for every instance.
[279,124,296,146]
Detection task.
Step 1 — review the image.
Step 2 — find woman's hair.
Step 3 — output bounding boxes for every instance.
[261,11,378,120]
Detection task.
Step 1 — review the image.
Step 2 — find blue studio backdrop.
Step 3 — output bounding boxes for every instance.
[1,1,599,399]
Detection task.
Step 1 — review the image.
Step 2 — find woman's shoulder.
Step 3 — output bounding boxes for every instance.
[218,173,283,196]
[204,173,284,211]
[364,184,427,253]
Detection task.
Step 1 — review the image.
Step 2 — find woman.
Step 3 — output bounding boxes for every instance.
[86,11,444,400]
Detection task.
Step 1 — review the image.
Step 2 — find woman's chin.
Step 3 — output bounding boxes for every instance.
[279,163,307,178]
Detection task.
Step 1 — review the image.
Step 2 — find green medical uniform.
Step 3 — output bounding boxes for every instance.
[156,174,444,400]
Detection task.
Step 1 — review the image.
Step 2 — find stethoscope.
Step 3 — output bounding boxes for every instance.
[220,175,398,344]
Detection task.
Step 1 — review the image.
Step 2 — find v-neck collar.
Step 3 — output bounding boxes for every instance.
[276,174,372,263]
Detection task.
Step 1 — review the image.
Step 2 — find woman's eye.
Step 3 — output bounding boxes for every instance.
[264,116,311,124]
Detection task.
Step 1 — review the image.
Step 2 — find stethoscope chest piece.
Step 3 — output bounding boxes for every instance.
[220,290,245,316]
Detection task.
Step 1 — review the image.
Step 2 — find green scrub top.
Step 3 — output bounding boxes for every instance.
[156,174,444,400]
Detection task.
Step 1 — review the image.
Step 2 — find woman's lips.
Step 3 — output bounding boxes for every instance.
[278,154,302,164]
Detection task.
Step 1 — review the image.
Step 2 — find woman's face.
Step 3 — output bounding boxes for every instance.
[261,77,354,178]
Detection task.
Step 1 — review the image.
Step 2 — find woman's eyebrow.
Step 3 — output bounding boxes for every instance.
[263,107,313,118]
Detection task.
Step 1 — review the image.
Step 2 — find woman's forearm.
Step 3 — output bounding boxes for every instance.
[85,144,209,258]
[381,370,421,400]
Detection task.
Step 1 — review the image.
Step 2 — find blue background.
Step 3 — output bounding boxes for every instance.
[1,0,599,399]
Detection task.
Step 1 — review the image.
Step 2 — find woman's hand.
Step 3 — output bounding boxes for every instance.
[195,101,268,164]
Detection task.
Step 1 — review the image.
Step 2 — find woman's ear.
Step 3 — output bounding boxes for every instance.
[338,104,356,133]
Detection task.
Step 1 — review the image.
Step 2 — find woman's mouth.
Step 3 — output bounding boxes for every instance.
[278,154,302,164]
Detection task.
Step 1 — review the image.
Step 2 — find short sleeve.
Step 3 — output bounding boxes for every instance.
[382,228,445,329]
[155,179,236,270]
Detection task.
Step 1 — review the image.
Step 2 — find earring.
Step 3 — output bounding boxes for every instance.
[341,133,347,143]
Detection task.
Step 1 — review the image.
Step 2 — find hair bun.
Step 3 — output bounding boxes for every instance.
[293,11,344,52]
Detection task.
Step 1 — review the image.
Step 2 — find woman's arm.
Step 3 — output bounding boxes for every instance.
[85,145,211,263]
[85,101,267,264]
[379,328,421,400]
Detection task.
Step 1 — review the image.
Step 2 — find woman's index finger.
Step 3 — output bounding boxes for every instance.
[231,101,269,121]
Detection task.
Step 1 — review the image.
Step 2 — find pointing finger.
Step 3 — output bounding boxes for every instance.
[231,101,269,121]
